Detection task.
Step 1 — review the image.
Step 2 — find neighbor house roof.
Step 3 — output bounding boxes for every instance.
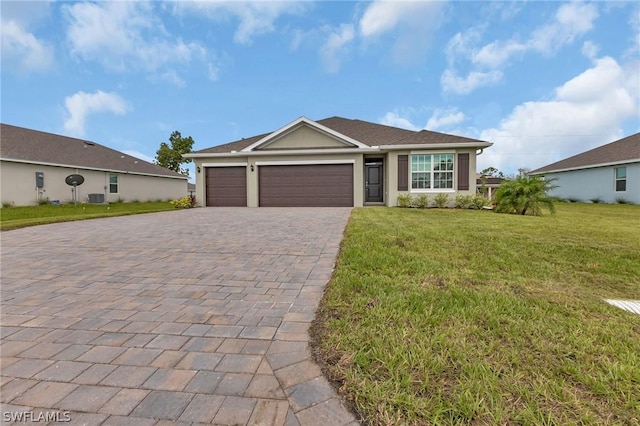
[191,116,491,155]
[531,133,640,174]
[1,123,187,179]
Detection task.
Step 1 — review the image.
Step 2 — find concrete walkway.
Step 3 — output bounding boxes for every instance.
[1,208,359,425]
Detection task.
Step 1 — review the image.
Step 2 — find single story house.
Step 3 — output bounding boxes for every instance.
[476,174,504,200]
[185,116,492,207]
[1,123,188,207]
[530,133,639,204]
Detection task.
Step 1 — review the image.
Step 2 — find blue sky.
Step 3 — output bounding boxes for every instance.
[2,1,639,181]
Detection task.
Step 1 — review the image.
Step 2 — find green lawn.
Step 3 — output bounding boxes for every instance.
[311,203,640,425]
[0,202,177,231]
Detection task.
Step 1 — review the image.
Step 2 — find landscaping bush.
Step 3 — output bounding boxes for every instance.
[169,196,194,209]
[471,194,490,209]
[590,197,602,204]
[397,194,411,208]
[455,194,473,209]
[433,193,450,208]
[411,194,429,208]
[495,175,557,215]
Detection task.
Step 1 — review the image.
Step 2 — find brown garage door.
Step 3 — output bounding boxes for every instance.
[259,164,353,207]
[205,167,247,206]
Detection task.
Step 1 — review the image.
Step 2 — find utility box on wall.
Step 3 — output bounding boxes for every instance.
[35,172,44,188]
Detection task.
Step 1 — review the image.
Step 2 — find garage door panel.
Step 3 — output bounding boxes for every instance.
[206,167,247,207]
[259,164,353,207]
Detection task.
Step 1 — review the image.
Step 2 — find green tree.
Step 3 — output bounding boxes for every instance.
[155,131,194,176]
[495,175,558,216]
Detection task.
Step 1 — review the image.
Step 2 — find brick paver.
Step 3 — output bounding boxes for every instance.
[1,208,358,425]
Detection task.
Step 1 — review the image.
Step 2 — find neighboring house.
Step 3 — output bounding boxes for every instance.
[476,174,504,200]
[1,123,188,207]
[530,133,640,204]
[185,116,492,207]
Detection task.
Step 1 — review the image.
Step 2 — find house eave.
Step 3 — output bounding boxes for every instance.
[379,142,493,150]
[530,158,640,175]
[0,157,188,180]
[186,147,381,158]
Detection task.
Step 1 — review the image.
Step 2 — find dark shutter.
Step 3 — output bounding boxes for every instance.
[398,155,408,191]
[457,153,470,190]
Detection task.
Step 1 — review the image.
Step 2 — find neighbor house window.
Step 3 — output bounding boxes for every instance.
[615,167,626,192]
[411,154,454,190]
[109,174,119,194]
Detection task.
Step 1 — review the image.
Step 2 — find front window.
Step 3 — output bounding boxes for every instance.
[615,167,626,192]
[109,174,118,194]
[411,154,454,190]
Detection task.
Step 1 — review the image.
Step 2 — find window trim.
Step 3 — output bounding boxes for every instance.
[409,152,456,193]
[109,174,119,194]
[614,166,626,192]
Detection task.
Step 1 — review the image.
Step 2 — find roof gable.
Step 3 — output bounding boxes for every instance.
[531,133,640,174]
[241,117,369,151]
[0,123,186,179]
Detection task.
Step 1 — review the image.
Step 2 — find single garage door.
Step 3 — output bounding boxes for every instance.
[206,167,247,206]
[259,164,353,207]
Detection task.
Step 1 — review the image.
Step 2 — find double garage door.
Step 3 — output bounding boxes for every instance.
[206,164,353,207]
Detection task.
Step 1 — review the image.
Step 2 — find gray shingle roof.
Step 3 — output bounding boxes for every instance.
[192,116,490,154]
[531,133,640,174]
[1,123,186,179]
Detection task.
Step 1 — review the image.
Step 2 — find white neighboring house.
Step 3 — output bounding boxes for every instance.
[530,133,640,204]
[1,123,188,207]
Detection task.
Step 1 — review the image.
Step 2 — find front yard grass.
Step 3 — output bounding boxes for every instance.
[0,202,176,231]
[311,203,640,425]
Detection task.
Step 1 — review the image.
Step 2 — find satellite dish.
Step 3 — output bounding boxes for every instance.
[65,174,85,186]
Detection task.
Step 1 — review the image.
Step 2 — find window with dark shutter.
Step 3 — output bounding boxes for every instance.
[398,155,408,191]
[457,153,469,190]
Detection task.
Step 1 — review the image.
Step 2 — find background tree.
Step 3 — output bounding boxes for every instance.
[495,175,558,216]
[481,166,505,178]
[155,131,194,176]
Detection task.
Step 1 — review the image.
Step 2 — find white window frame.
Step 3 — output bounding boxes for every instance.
[410,153,455,193]
[614,166,626,192]
[109,174,119,194]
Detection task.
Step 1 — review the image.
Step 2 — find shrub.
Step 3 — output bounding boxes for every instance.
[495,175,557,215]
[616,197,630,204]
[455,194,473,209]
[566,197,580,203]
[2,201,14,208]
[397,194,412,208]
[471,194,490,209]
[590,197,602,204]
[433,193,450,208]
[412,194,429,209]
[37,198,49,206]
[170,196,193,209]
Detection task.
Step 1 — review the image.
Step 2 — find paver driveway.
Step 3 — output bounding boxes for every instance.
[1,208,359,425]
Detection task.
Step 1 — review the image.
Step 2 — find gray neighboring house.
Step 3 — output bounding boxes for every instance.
[1,123,188,207]
[530,133,640,204]
[186,116,492,207]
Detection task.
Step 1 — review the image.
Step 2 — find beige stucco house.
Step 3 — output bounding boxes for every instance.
[1,123,188,207]
[186,116,492,207]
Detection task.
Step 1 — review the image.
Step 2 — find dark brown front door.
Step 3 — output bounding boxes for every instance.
[205,167,247,206]
[365,163,383,203]
[259,164,353,207]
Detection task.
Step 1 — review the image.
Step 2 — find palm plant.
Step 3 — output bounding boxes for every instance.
[495,175,558,215]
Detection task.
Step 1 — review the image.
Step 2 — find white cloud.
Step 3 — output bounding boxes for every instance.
[64,90,129,137]
[581,41,599,60]
[442,3,600,94]
[425,108,466,131]
[64,1,207,83]
[1,20,54,72]
[175,1,308,45]
[440,69,503,95]
[379,111,419,131]
[359,1,445,63]
[478,57,639,174]
[319,24,354,73]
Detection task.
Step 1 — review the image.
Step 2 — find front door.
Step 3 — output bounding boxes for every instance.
[365,162,383,203]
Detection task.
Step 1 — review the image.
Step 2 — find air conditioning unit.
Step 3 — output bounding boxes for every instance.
[88,193,105,203]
